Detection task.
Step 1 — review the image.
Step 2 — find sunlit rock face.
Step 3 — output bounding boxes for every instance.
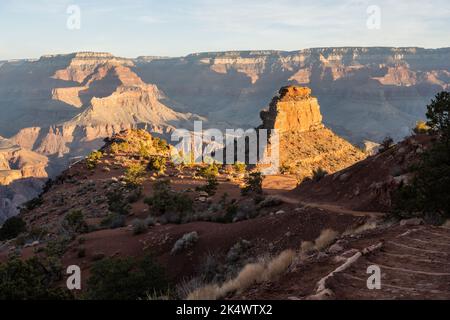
[135,47,450,143]
[258,86,366,180]
[260,86,323,133]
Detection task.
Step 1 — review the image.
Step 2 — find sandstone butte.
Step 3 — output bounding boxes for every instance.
[259,85,366,179]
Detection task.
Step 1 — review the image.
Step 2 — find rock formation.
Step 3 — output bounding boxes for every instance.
[260,86,323,133]
[0,136,48,222]
[1,48,449,220]
[135,47,450,143]
[259,86,366,179]
[0,53,203,221]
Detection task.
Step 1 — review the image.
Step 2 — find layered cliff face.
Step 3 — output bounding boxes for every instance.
[52,52,133,83]
[135,47,450,143]
[0,136,48,222]
[7,53,199,163]
[259,86,366,179]
[0,53,200,221]
[1,48,449,220]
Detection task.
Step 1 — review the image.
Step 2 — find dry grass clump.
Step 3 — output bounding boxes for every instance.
[187,250,295,300]
[301,229,339,255]
[343,221,378,236]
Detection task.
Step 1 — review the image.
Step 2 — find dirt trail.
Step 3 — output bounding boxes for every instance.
[274,194,383,218]
[240,224,450,300]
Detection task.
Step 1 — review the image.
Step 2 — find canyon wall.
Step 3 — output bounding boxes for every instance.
[135,47,450,143]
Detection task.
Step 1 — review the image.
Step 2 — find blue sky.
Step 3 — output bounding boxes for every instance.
[0,0,449,59]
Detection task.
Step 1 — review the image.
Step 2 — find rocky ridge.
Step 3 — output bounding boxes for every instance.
[259,86,366,179]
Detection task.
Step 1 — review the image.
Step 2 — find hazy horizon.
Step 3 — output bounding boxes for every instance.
[1,0,449,60]
[3,45,450,62]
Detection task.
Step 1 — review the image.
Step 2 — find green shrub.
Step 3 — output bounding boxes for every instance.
[171,232,199,255]
[0,216,26,241]
[144,180,193,218]
[127,186,143,203]
[100,213,126,229]
[195,176,218,196]
[138,142,152,159]
[224,202,238,222]
[393,92,450,222]
[131,219,147,235]
[312,167,328,182]
[426,91,450,143]
[86,151,103,170]
[0,257,72,300]
[379,136,394,153]
[147,156,166,174]
[44,237,71,257]
[23,197,43,210]
[110,142,131,155]
[233,162,246,174]
[107,189,131,215]
[198,163,219,179]
[241,171,264,195]
[86,255,169,300]
[124,163,146,187]
[153,137,169,153]
[393,141,450,221]
[413,120,430,134]
[64,210,88,233]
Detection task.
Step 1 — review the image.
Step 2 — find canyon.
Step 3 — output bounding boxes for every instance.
[0,47,449,221]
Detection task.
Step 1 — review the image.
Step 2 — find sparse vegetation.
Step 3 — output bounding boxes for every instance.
[86,150,103,170]
[124,163,146,187]
[394,92,450,222]
[23,197,44,211]
[257,196,283,209]
[44,237,71,257]
[107,189,131,215]
[0,216,26,241]
[144,179,193,223]
[379,136,394,153]
[86,255,169,300]
[138,142,152,159]
[63,210,88,234]
[233,162,246,174]
[241,171,264,195]
[147,156,166,174]
[0,257,72,300]
[301,229,339,254]
[171,231,199,255]
[110,142,131,155]
[413,120,430,134]
[131,219,148,235]
[100,213,126,229]
[187,250,295,300]
[198,163,220,179]
[426,91,450,143]
[312,167,328,182]
[279,164,294,175]
[152,137,169,154]
[196,176,218,196]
